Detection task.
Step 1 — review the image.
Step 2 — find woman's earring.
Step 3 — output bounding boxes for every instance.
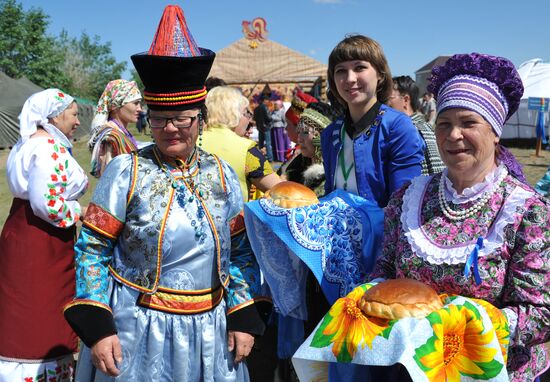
[198,114,203,148]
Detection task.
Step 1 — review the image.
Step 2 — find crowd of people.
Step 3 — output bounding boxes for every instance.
[0,4,548,382]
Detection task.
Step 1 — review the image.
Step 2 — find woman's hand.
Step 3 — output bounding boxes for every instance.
[91,334,122,376]
[227,330,254,363]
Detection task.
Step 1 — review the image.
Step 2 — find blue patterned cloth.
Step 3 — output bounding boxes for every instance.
[244,189,384,320]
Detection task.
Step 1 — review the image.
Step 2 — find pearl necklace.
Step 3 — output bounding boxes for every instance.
[438,168,507,221]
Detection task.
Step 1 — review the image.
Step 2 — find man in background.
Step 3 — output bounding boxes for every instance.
[254,95,273,161]
[421,91,437,127]
[388,76,445,175]
[136,108,148,135]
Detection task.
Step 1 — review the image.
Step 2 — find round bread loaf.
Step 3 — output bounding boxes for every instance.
[359,279,443,320]
[263,181,319,208]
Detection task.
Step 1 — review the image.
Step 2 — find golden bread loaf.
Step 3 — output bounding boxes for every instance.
[263,181,319,208]
[359,279,443,320]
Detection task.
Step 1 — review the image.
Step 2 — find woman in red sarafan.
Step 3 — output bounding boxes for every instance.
[0,88,88,381]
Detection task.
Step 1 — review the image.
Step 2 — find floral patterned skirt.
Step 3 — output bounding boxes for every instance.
[0,355,74,382]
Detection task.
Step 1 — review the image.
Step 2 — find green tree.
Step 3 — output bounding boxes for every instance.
[57,30,127,100]
[130,68,144,93]
[0,0,66,88]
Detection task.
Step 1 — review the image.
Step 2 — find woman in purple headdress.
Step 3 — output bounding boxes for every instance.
[369,53,550,381]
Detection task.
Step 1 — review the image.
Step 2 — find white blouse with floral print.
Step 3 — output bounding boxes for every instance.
[6,125,88,228]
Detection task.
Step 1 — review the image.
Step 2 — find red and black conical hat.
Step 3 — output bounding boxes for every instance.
[131,5,215,111]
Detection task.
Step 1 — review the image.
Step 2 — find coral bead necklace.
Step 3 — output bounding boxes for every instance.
[154,146,207,242]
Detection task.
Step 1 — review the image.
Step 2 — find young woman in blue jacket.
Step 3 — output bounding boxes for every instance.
[322,34,425,207]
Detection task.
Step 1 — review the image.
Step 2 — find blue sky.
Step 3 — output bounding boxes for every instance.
[18,0,550,79]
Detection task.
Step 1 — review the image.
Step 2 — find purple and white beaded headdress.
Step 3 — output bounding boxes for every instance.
[428,53,524,137]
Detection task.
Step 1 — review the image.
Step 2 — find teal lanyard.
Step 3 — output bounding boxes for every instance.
[338,127,354,190]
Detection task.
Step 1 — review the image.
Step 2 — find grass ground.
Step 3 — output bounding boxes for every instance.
[0,141,548,228]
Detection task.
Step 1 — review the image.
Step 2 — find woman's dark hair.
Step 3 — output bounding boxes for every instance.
[327,34,393,107]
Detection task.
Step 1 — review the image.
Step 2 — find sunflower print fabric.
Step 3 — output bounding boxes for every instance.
[293,283,510,382]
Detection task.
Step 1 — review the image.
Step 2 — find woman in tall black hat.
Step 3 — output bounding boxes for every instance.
[64,6,269,381]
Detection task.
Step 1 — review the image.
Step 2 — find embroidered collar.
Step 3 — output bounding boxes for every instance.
[42,123,73,148]
[401,173,533,265]
[153,145,200,178]
[344,101,381,138]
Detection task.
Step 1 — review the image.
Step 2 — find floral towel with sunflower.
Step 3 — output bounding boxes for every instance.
[292,283,510,382]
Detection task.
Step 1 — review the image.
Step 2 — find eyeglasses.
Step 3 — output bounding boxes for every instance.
[243,109,253,119]
[148,113,201,129]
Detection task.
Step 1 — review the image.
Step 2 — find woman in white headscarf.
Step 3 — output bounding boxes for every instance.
[0,89,88,380]
[88,79,142,178]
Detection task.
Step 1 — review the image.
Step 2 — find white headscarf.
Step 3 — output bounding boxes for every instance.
[18,88,75,144]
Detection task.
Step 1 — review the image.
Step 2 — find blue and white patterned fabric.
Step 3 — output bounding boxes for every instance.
[244,189,384,320]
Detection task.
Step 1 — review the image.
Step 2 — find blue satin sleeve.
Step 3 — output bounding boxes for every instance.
[74,226,115,305]
[226,232,264,312]
[64,155,132,345]
[219,161,264,311]
[220,161,270,335]
[87,154,133,221]
[70,154,133,307]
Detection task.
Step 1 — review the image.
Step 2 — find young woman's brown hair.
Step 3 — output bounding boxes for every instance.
[327,34,393,107]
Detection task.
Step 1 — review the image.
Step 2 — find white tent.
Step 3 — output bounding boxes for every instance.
[503,58,550,139]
